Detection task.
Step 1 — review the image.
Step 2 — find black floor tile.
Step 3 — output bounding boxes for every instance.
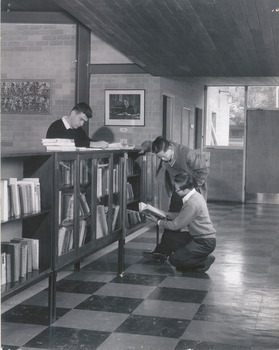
[147,287,208,303]
[83,260,131,272]
[1,305,69,326]
[56,280,105,294]
[24,326,110,350]
[1,346,20,350]
[110,272,166,286]
[115,314,190,338]
[75,294,143,313]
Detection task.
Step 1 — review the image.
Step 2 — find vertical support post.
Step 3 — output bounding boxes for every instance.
[118,153,128,276]
[48,270,57,325]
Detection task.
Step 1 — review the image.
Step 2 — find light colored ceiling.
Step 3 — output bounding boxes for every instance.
[2,0,279,82]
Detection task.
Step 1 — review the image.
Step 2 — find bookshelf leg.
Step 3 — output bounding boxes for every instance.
[118,238,125,276]
[74,261,80,271]
[48,271,57,324]
[156,225,160,246]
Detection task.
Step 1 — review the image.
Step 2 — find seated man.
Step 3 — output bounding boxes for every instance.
[46,102,108,148]
[143,174,216,272]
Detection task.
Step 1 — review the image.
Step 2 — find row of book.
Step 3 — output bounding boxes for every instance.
[59,161,75,187]
[126,209,142,228]
[96,204,120,238]
[58,191,91,225]
[1,177,41,222]
[1,238,39,285]
[127,156,140,175]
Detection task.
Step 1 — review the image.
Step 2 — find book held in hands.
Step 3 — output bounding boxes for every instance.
[138,202,166,220]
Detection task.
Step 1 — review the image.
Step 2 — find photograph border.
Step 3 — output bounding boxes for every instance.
[105,89,145,126]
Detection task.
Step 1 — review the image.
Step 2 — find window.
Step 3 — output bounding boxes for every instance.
[206,86,245,147]
[247,86,279,109]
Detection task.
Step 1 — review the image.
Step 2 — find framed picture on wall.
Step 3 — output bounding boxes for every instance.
[1,79,51,114]
[105,89,145,126]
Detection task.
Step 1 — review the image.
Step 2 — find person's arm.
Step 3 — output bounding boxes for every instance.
[75,128,108,148]
[89,140,109,148]
[158,203,197,231]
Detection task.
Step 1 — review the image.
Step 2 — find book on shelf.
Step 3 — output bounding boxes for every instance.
[1,252,6,285]
[1,179,10,221]
[96,205,108,238]
[112,204,120,231]
[127,209,142,228]
[138,202,167,220]
[10,239,28,278]
[8,177,21,218]
[97,163,109,198]
[59,161,74,186]
[58,226,74,256]
[80,193,90,216]
[127,182,134,200]
[80,159,89,184]
[20,178,41,213]
[79,220,87,247]
[1,242,21,283]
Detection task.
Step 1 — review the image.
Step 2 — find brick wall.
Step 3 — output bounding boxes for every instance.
[1,23,76,152]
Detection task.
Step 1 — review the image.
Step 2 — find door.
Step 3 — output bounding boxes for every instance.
[181,107,191,147]
[246,110,279,202]
[194,107,203,149]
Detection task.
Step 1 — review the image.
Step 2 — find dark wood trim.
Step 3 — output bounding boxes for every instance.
[88,64,147,75]
[75,24,91,135]
[1,11,76,24]
[75,24,91,105]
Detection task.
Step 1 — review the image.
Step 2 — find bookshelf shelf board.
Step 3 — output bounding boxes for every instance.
[1,209,50,224]
[1,268,52,301]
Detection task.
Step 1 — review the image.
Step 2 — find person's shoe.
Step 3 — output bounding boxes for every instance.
[142,251,168,262]
[195,255,215,272]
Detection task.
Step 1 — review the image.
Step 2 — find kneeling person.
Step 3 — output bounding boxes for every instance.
[156,174,216,272]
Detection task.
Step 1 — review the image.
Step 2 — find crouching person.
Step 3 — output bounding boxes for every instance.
[157,174,216,272]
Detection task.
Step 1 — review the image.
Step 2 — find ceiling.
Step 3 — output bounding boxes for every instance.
[2,0,279,79]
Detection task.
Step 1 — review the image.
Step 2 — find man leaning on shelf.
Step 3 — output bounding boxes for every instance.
[46,102,109,149]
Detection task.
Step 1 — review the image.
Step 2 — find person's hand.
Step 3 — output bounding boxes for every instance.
[144,214,158,223]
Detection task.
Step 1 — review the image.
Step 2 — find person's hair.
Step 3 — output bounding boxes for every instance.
[152,136,170,154]
[174,173,195,191]
[71,102,92,119]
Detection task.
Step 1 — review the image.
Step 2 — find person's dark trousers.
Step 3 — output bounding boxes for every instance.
[154,229,192,255]
[169,237,216,269]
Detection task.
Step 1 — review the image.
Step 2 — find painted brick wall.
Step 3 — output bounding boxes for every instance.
[1,23,76,152]
[207,148,244,202]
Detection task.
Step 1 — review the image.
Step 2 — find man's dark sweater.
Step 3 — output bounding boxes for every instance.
[46,119,91,147]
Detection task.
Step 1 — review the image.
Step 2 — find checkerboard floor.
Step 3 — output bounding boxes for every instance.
[2,202,279,350]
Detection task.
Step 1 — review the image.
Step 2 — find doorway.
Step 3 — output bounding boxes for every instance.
[162,95,173,140]
[245,110,279,203]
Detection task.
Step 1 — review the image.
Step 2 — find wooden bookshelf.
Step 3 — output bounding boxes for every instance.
[1,149,149,324]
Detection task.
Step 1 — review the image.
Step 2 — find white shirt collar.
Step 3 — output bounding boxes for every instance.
[182,188,196,204]
[62,116,72,129]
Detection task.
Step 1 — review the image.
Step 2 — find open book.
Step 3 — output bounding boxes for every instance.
[139,202,166,220]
